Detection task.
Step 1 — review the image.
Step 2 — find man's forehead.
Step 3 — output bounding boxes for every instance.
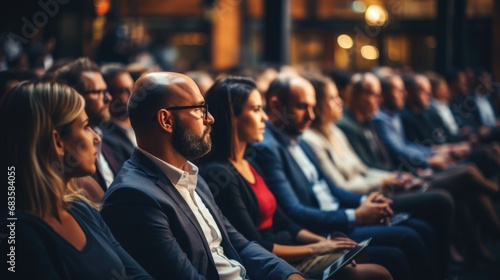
[415,76,430,89]
[389,76,403,89]
[81,71,106,87]
[290,85,315,106]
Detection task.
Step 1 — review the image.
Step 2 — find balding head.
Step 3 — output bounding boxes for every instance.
[128,72,201,137]
[380,75,406,111]
[346,73,382,120]
[404,74,432,110]
[266,75,316,136]
[128,72,214,165]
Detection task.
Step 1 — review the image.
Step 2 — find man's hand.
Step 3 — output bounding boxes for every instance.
[428,154,450,170]
[355,192,393,225]
[287,273,306,280]
[478,126,491,138]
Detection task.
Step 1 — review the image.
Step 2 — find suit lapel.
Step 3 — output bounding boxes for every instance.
[101,142,121,175]
[131,151,213,256]
[271,131,317,202]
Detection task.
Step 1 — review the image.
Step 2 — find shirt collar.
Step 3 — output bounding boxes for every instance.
[137,146,199,190]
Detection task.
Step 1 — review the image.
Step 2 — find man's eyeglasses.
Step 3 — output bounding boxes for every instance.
[152,104,209,121]
[108,88,132,96]
[80,89,109,96]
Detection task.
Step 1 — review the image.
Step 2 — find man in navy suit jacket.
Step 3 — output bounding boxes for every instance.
[101,72,302,280]
[250,74,440,280]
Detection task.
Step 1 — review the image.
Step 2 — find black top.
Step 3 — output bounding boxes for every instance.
[1,200,152,280]
[200,159,303,252]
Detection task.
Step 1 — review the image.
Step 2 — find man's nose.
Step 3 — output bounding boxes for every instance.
[205,111,215,124]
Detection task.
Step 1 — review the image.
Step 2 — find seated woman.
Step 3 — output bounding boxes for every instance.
[302,76,399,195]
[199,77,392,280]
[0,82,152,279]
[302,74,499,265]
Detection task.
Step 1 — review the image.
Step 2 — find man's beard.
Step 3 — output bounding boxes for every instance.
[172,117,212,161]
[88,107,111,126]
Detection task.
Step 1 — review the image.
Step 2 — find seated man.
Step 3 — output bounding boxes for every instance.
[449,71,500,143]
[101,72,303,280]
[51,57,129,192]
[251,74,441,280]
[401,74,500,178]
[338,72,498,265]
[101,63,137,158]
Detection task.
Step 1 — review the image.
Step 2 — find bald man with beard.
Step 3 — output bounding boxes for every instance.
[101,72,303,280]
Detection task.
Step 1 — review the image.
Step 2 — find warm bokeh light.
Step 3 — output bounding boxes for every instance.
[337,34,354,49]
[94,0,110,16]
[361,45,379,60]
[365,5,388,26]
[352,1,367,13]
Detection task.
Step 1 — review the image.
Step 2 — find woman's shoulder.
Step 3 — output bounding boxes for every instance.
[199,160,240,183]
[67,200,103,228]
[200,159,232,174]
[303,128,329,148]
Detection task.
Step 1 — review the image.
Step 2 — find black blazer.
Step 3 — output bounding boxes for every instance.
[101,149,298,280]
[200,159,302,252]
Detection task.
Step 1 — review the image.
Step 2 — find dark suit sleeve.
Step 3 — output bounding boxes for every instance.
[337,122,377,168]
[101,187,208,280]
[201,163,275,251]
[85,204,153,279]
[251,141,353,233]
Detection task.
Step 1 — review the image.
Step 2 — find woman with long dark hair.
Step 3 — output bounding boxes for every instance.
[199,76,392,280]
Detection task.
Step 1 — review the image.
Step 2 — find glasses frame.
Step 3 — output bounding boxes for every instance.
[152,104,208,121]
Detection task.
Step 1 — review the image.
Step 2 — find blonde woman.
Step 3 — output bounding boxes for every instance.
[0,82,152,279]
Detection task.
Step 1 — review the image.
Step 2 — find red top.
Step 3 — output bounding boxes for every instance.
[248,164,277,230]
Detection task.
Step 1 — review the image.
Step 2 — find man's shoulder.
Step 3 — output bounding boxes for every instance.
[102,159,159,202]
[400,108,416,120]
[337,115,363,135]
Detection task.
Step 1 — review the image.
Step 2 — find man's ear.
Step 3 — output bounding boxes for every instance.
[52,130,65,157]
[268,96,286,117]
[267,96,280,112]
[157,109,173,133]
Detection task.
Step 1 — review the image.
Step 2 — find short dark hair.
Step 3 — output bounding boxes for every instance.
[402,74,418,96]
[101,63,128,86]
[265,75,291,110]
[203,76,257,161]
[51,57,100,93]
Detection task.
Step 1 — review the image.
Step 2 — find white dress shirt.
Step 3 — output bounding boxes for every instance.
[271,126,358,227]
[475,95,496,127]
[430,99,459,135]
[138,147,245,280]
[94,127,115,188]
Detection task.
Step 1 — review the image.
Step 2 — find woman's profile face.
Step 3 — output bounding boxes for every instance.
[61,110,101,178]
[321,81,344,123]
[235,89,269,144]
